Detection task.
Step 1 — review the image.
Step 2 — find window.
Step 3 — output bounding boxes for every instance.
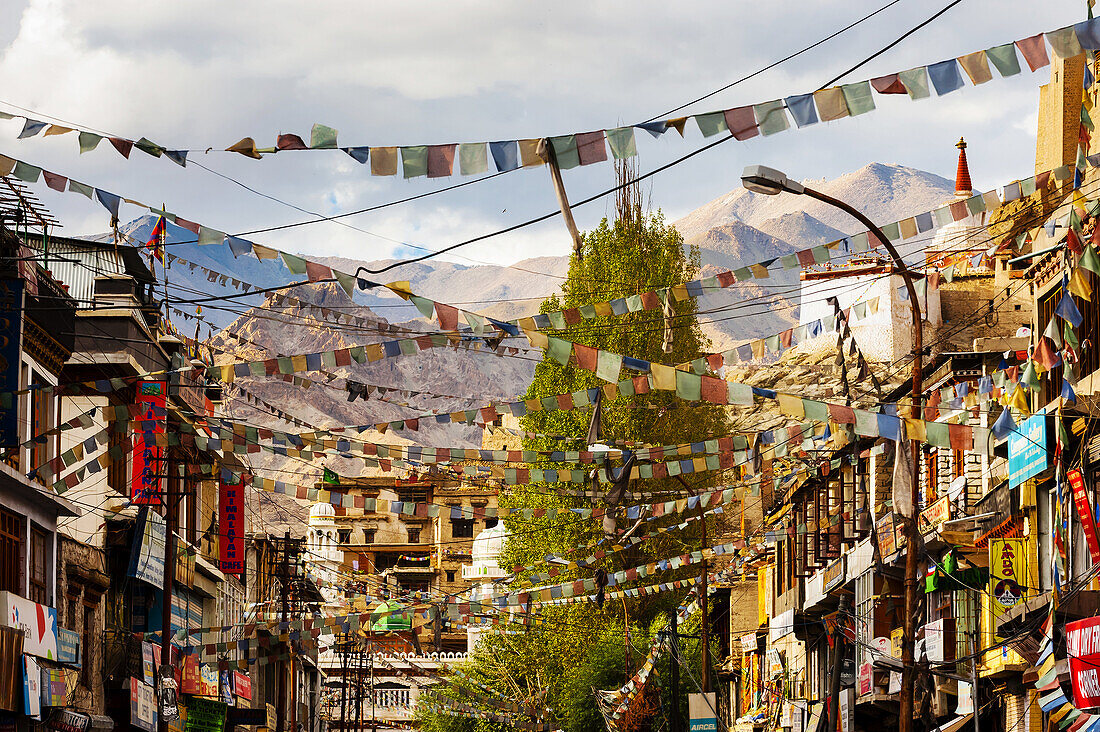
[107,427,127,495]
[407,528,421,544]
[446,570,456,583]
[82,604,95,685]
[67,596,79,631]
[451,519,474,538]
[30,372,50,484]
[484,518,498,529]
[337,529,351,544]
[29,525,47,604]
[0,508,21,595]
[362,529,376,545]
[396,485,429,504]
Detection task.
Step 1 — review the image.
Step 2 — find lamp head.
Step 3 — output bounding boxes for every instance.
[741,165,804,196]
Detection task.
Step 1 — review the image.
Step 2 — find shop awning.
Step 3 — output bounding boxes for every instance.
[935,713,973,732]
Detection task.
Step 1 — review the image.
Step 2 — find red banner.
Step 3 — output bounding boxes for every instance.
[1067,469,1100,567]
[131,381,166,505]
[219,475,244,575]
[1066,615,1100,709]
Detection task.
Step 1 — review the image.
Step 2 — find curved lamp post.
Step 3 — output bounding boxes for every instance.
[741,165,924,732]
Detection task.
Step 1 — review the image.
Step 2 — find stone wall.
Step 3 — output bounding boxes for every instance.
[57,535,109,715]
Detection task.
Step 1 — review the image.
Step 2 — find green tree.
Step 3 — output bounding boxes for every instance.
[421,191,730,732]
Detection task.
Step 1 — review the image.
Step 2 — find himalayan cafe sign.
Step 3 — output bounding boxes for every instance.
[131,380,167,505]
[219,474,244,576]
[1067,616,1100,709]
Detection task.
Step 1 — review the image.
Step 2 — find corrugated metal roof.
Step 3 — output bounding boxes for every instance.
[23,237,154,304]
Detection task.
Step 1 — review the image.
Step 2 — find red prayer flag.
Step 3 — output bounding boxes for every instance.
[426,144,457,178]
[871,74,907,94]
[1015,34,1050,72]
[723,106,759,140]
[436,303,459,331]
[576,131,608,165]
[277,134,308,150]
[108,137,133,158]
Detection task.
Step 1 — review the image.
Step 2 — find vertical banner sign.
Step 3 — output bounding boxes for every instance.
[218,475,244,575]
[0,279,24,447]
[131,381,167,505]
[1066,615,1100,708]
[989,538,1026,638]
[1067,469,1100,567]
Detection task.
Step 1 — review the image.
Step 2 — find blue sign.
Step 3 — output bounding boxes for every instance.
[0,278,24,447]
[57,628,81,667]
[1008,413,1048,488]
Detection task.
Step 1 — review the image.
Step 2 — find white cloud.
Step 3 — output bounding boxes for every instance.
[0,0,1087,270]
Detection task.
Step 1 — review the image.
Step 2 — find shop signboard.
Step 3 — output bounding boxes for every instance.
[199,664,219,699]
[47,709,90,732]
[822,556,846,593]
[185,698,226,732]
[1067,469,1100,567]
[918,496,952,533]
[740,633,757,654]
[218,475,245,576]
[232,671,251,701]
[128,508,166,588]
[181,655,201,695]
[858,662,873,696]
[56,629,79,668]
[131,678,157,732]
[688,692,718,732]
[24,656,41,719]
[40,667,71,707]
[131,380,167,505]
[220,670,234,707]
[989,538,1026,638]
[1008,413,1047,488]
[1066,615,1100,709]
[0,592,58,660]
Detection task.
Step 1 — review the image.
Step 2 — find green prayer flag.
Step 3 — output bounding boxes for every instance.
[310,123,339,149]
[67,178,92,198]
[78,132,103,153]
[985,43,1021,76]
[753,100,789,136]
[546,337,571,365]
[674,370,702,401]
[410,295,435,319]
[1079,244,1100,274]
[802,400,828,422]
[605,127,637,159]
[924,422,950,448]
[401,146,429,178]
[841,81,875,115]
[694,112,728,138]
[458,143,488,175]
[549,135,579,169]
[134,138,165,157]
[880,222,900,241]
[548,310,566,330]
[596,350,622,383]
[281,252,308,274]
[198,226,226,246]
[334,270,356,296]
[966,194,986,215]
[898,67,931,100]
[12,161,40,183]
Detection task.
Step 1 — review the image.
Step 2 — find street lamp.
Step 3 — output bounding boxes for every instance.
[741,165,926,732]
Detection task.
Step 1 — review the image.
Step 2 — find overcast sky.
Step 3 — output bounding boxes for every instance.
[0,0,1087,269]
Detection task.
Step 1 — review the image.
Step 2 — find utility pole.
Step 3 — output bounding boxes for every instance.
[669,612,680,732]
[277,531,290,732]
[826,596,849,732]
[969,630,980,732]
[741,166,924,732]
[699,501,711,694]
[157,460,179,732]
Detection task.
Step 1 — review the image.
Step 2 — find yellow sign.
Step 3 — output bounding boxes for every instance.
[989,538,1026,632]
[891,628,904,659]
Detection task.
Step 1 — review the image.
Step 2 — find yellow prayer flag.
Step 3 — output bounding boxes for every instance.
[593,301,613,317]
[671,284,689,301]
[524,329,548,349]
[903,418,926,443]
[777,394,804,418]
[1070,266,1093,301]
[44,125,74,136]
[385,281,413,300]
[365,344,384,362]
[651,363,676,390]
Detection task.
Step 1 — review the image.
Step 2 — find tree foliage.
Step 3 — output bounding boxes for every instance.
[421,198,729,731]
